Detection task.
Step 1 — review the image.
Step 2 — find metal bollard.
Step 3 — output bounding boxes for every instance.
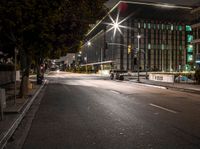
[0,88,6,120]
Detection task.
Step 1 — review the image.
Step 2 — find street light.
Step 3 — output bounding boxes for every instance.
[14,48,18,104]
[87,41,91,47]
[137,34,141,82]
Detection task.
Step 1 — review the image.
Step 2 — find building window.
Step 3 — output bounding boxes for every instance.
[187,55,193,62]
[186,25,192,31]
[148,43,151,49]
[178,26,182,31]
[148,23,151,29]
[161,24,164,30]
[157,24,160,29]
[187,35,193,42]
[154,24,156,29]
[171,25,174,31]
[166,25,169,30]
[162,44,165,50]
[144,23,146,29]
[138,22,141,28]
[187,45,193,53]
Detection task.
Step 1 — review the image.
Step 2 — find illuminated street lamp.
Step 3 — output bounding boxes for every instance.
[87,41,91,47]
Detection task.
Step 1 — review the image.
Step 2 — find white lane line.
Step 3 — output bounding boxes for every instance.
[149,103,178,114]
[110,90,120,94]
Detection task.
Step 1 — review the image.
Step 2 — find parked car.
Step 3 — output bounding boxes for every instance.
[110,70,127,80]
[175,75,193,82]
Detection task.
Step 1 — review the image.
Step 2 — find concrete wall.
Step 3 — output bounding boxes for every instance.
[0,71,15,86]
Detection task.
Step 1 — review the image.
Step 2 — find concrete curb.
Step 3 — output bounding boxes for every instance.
[138,83,167,89]
[0,80,47,149]
[128,80,167,89]
[165,86,200,94]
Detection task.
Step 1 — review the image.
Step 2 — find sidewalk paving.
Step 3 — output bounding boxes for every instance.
[128,77,200,94]
[80,72,200,94]
[75,72,200,94]
[0,78,45,149]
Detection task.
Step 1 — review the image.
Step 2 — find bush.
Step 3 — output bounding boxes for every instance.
[194,69,200,84]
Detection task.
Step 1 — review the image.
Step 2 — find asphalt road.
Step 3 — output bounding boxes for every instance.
[20,72,200,148]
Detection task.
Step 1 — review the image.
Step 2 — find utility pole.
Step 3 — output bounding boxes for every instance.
[145,49,148,79]
[101,48,103,76]
[14,48,18,104]
[137,34,141,82]
[84,54,87,73]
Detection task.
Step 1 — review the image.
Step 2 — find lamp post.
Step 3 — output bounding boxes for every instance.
[137,34,141,82]
[84,55,87,73]
[14,48,18,104]
[86,41,91,74]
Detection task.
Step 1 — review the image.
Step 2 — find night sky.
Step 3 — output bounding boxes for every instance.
[106,0,200,8]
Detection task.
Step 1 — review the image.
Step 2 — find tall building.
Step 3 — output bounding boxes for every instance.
[80,1,194,72]
[191,6,200,68]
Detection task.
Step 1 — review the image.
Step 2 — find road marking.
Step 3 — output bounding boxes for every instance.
[110,90,120,94]
[149,103,178,114]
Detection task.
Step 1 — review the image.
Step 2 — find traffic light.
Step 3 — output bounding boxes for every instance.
[128,45,131,54]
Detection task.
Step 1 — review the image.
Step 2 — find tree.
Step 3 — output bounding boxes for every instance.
[0,0,108,97]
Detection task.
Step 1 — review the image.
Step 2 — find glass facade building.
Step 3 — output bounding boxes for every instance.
[80,1,193,72]
[191,7,200,68]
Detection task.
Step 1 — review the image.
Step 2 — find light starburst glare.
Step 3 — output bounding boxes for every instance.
[105,11,134,38]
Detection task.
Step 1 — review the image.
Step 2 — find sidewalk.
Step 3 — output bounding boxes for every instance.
[0,78,46,149]
[82,73,200,94]
[128,77,200,94]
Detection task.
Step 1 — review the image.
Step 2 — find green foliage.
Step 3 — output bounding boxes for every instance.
[0,0,108,59]
[0,0,107,96]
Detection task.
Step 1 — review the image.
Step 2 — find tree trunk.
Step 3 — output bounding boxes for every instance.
[18,48,30,98]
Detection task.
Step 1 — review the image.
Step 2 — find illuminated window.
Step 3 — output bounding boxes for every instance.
[171,25,174,30]
[187,35,193,42]
[162,24,164,30]
[162,44,164,50]
[138,23,141,28]
[187,45,193,52]
[157,24,160,29]
[187,55,193,62]
[148,23,151,29]
[178,26,182,31]
[186,25,192,31]
[144,23,146,29]
[148,44,151,49]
